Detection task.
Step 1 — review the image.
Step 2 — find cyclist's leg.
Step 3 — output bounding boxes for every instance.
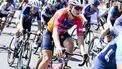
[61,33,74,60]
[38,30,54,69]
[0,13,8,32]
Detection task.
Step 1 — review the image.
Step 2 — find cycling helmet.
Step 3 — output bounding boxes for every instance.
[68,0,83,7]
[92,0,100,7]
[48,0,61,7]
[29,0,42,8]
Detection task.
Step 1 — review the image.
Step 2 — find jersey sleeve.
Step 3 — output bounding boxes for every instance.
[21,5,30,16]
[54,10,67,27]
[107,7,114,20]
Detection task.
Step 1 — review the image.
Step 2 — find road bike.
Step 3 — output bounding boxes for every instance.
[7,30,36,69]
[35,49,87,69]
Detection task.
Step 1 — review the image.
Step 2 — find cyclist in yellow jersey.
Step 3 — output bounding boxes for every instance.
[38,0,89,69]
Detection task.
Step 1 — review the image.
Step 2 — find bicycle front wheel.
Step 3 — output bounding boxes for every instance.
[17,42,32,69]
[7,37,16,66]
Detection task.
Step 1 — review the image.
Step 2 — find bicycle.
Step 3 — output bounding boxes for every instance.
[32,22,47,55]
[88,36,107,60]
[70,22,95,46]
[35,48,87,69]
[7,30,36,69]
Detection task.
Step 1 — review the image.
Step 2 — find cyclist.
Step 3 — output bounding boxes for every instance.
[32,0,60,47]
[99,2,122,44]
[82,0,101,24]
[11,1,41,50]
[33,0,60,48]
[0,0,15,34]
[92,15,122,69]
[38,0,88,69]
[17,0,28,10]
[41,0,60,25]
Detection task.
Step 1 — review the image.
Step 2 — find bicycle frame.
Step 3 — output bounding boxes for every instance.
[36,49,86,69]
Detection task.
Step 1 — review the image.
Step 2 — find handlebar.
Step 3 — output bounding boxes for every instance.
[52,48,88,67]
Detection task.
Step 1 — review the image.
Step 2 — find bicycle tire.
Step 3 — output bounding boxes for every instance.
[35,56,43,69]
[88,36,100,58]
[7,37,16,66]
[84,30,94,45]
[33,34,43,54]
[17,42,32,69]
[70,28,78,47]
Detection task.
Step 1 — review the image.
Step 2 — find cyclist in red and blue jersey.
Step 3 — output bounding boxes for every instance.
[82,0,101,23]
[92,14,122,69]
[38,0,89,69]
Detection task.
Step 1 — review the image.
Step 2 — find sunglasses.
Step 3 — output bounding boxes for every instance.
[33,7,39,11]
[74,6,83,11]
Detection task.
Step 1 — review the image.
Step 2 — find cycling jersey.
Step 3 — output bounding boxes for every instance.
[47,8,84,36]
[92,16,122,69]
[0,2,14,15]
[92,36,117,69]
[21,4,41,31]
[110,15,122,37]
[22,4,41,22]
[41,4,56,24]
[82,4,99,23]
[107,6,121,26]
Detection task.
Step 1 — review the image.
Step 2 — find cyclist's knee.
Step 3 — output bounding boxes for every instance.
[63,38,74,53]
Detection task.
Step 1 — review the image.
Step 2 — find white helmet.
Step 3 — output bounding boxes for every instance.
[69,0,83,7]
[29,0,42,8]
[48,0,60,6]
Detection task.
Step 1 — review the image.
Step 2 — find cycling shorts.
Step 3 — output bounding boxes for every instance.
[42,29,71,51]
[0,13,7,18]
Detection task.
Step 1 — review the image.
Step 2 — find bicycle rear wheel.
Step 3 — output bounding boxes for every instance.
[17,42,32,69]
[84,30,94,45]
[88,36,101,58]
[7,37,16,66]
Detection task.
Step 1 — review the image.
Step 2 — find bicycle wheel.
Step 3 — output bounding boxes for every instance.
[88,36,101,58]
[84,30,94,45]
[7,37,16,66]
[70,28,78,49]
[17,42,32,69]
[33,34,43,54]
[36,56,43,69]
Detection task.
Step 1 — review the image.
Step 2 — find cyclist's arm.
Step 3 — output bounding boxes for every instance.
[107,7,114,28]
[52,25,62,49]
[96,9,100,23]
[52,11,65,49]
[113,16,122,33]
[76,17,86,55]
[17,14,24,31]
